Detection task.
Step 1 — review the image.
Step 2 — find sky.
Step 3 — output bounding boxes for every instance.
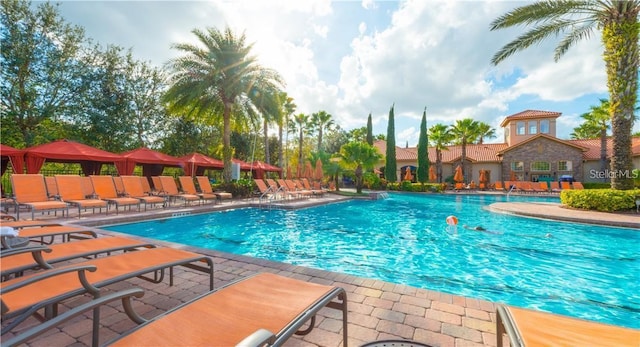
[46,0,639,146]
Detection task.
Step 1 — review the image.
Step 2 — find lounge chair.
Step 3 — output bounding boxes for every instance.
[560,181,572,190]
[55,175,108,218]
[151,176,163,193]
[178,176,216,204]
[454,182,465,191]
[120,176,166,211]
[80,176,95,198]
[10,174,69,220]
[267,179,295,199]
[43,176,59,199]
[519,182,534,193]
[254,179,278,202]
[0,246,214,334]
[157,176,200,206]
[6,273,348,347]
[301,178,325,196]
[1,236,155,279]
[140,176,155,195]
[572,181,584,190]
[112,176,125,196]
[285,179,313,197]
[496,304,639,347]
[549,181,561,193]
[530,182,545,193]
[8,225,97,245]
[90,175,140,214]
[195,176,232,201]
[494,181,504,191]
[538,181,549,192]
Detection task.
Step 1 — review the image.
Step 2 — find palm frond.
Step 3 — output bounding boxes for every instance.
[490,0,594,30]
[554,22,597,60]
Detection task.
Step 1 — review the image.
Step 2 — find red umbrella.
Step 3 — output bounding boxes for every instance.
[454,165,464,183]
[429,166,436,182]
[179,153,224,177]
[1,144,25,175]
[23,139,123,175]
[314,159,323,181]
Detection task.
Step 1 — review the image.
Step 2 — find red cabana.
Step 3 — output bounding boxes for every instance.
[251,161,282,179]
[23,139,124,175]
[179,153,224,177]
[1,144,25,175]
[118,148,183,177]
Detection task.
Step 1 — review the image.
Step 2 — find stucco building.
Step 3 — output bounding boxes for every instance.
[374,110,640,184]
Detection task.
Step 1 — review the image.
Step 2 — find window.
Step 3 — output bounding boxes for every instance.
[530,161,550,171]
[540,119,550,134]
[558,161,572,171]
[528,121,537,134]
[511,161,524,171]
[516,121,525,135]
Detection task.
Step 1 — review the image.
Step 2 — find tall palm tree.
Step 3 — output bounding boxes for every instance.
[338,141,383,194]
[428,124,454,183]
[250,88,281,165]
[450,118,480,182]
[311,110,334,152]
[490,1,639,190]
[279,92,296,171]
[572,99,611,180]
[164,26,283,182]
[476,122,497,144]
[290,113,309,176]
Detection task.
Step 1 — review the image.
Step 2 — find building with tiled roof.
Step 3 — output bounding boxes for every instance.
[374,110,640,184]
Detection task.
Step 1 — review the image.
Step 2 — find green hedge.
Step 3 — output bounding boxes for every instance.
[560,189,640,212]
[387,181,445,193]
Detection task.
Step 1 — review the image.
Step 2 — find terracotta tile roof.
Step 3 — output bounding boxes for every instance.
[374,137,640,164]
[569,137,640,160]
[497,134,588,155]
[499,110,561,127]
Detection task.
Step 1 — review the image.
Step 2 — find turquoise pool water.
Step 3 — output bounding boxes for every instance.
[105,193,639,329]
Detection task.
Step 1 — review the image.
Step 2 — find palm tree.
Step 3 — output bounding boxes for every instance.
[164,26,283,182]
[490,1,639,190]
[311,110,334,152]
[279,93,296,171]
[290,113,309,176]
[449,118,480,182]
[476,122,497,144]
[339,141,383,194]
[572,99,613,181]
[428,124,454,183]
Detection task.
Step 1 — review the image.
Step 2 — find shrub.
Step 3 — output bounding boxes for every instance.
[561,189,640,212]
[363,172,382,189]
[583,182,610,189]
[217,178,254,198]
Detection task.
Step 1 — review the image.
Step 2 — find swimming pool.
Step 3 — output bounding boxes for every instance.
[105,193,639,329]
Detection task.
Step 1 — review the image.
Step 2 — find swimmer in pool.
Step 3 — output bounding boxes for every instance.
[463,225,502,235]
[463,225,486,231]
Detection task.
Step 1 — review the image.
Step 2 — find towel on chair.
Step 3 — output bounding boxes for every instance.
[0,226,19,237]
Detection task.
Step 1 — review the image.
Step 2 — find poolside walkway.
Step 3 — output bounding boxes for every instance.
[2,192,637,346]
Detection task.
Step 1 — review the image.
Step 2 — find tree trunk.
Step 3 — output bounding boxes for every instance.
[436,150,443,183]
[263,118,270,164]
[222,103,233,182]
[461,138,467,182]
[317,128,323,152]
[278,122,283,169]
[599,128,607,182]
[604,16,638,190]
[355,164,363,193]
[298,127,303,177]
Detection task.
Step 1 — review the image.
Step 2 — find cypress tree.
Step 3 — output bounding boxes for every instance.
[417,107,429,184]
[366,113,373,145]
[385,104,397,182]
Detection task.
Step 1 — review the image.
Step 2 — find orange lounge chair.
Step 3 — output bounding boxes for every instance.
[140,176,155,195]
[550,181,561,192]
[7,273,348,347]
[267,179,295,199]
[89,175,140,214]
[561,181,572,190]
[10,225,97,245]
[157,176,200,206]
[0,246,214,334]
[301,178,325,196]
[195,176,232,201]
[43,176,59,199]
[285,179,313,197]
[572,181,584,190]
[1,236,155,278]
[538,181,549,192]
[179,176,216,204]
[454,182,465,190]
[112,176,125,196]
[120,176,166,211]
[496,304,639,347]
[10,174,69,220]
[494,181,505,191]
[55,175,108,218]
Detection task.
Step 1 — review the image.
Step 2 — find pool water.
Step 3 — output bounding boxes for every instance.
[105,193,639,329]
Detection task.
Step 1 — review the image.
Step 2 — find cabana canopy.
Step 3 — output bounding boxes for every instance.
[251,161,282,179]
[23,139,124,175]
[179,153,224,177]
[1,144,25,175]
[119,147,183,177]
